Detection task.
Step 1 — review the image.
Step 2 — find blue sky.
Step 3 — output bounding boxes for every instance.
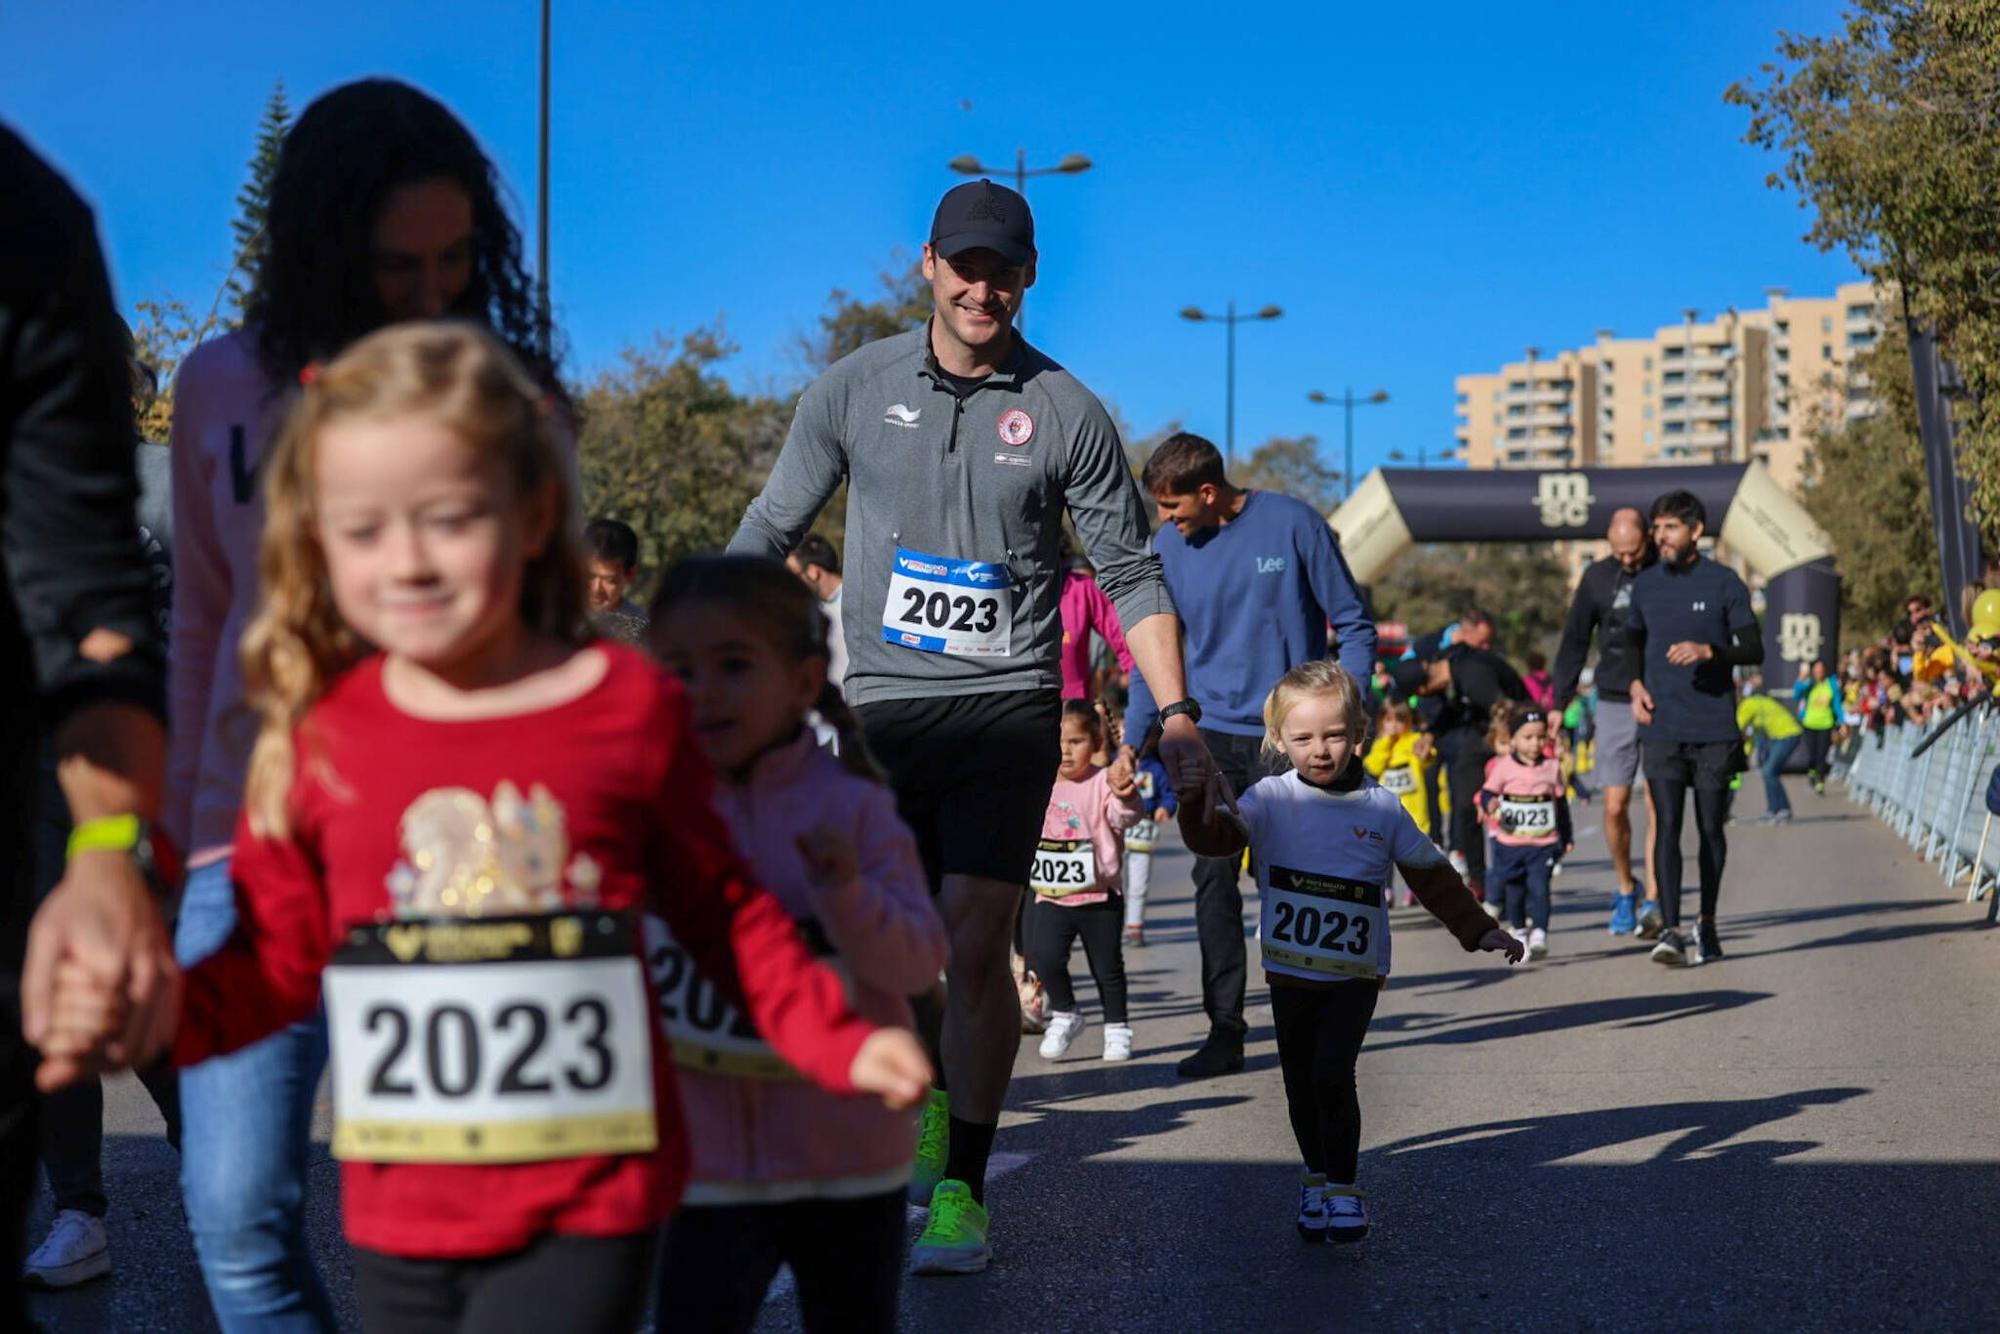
[5,1,1858,476]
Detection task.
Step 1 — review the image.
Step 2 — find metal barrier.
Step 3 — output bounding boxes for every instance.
[1842,706,2000,922]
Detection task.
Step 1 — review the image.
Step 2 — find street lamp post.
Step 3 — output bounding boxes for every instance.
[1306,387,1390,499]
[947,150,1090,336]
[1182,302,1283,467]
[536,0,552,361]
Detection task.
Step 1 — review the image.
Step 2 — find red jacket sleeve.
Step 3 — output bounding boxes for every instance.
[175,796,333,1066]
[647,682,873,1093]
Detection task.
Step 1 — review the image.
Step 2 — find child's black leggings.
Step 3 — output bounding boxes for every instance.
[1024,895,1128,1023]
[1271,980,1380,1183]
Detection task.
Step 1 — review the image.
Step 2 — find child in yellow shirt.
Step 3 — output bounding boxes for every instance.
[1365,702,1434,906]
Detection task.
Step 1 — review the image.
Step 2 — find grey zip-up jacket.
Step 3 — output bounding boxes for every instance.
[730,326,1175,706]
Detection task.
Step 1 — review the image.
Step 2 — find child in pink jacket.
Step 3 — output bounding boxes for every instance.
[1477,705,1573,959]
[1027,700,1145,1061]
[649,556,947,1332]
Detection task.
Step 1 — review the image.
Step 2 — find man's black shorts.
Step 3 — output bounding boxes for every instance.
[1642,738,1741,792]
[855,689,1061,891]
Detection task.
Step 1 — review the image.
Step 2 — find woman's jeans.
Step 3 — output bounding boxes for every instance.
[175,858,334,1332]
[1759,735,1801,816]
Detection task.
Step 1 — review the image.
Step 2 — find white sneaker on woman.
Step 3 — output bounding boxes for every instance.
[23,1210,111,1289]
[1039,1010,1087,1060]
[1102,1023,1134,1061]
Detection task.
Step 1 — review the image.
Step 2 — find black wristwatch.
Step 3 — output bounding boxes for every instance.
[1159,698,1203,727]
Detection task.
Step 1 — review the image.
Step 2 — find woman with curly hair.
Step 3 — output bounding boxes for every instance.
[165,77,566,1329]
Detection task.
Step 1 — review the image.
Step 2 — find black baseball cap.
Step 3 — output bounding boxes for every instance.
[930,179,1035,265]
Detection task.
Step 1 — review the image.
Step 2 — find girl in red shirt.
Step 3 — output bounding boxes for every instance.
[49,322,929,1332]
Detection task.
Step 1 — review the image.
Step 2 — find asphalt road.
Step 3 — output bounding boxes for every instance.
[28,775,2000,1331]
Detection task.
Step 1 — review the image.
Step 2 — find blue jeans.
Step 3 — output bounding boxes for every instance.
[1488,840,1557,930]
[175,858,334,1332]
[1760,735,1800,815]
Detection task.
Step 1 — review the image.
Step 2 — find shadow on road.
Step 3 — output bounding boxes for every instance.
[1365,988,1773,1050]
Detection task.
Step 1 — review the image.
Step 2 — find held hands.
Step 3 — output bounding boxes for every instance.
[848,1028,932,1110]
[21,849,181,1092]
[1478,927,1527,964]
[1665,641,1715,667]
[795,825,860,889]
[1106,750,1138,800]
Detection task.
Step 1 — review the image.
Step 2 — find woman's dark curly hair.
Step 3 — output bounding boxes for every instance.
[244,78,556,391]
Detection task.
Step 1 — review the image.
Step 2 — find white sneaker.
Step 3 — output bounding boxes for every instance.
[1528,927,1549,958]
[1038,1010,1087,1060]
[23,1209,111,1289]
[1102,1023,1133,1062]
[1296,1172,1329,1241]
[1509,925,1530,948]
[1324,1186,1370,1243]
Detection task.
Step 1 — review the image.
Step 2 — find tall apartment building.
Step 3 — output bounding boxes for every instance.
[1453,281,1884,495]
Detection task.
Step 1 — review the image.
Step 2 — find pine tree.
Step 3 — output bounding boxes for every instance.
[226,80,292,322]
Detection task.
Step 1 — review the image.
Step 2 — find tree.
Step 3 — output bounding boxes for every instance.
[574,328,790,585]
[1235,435,1344,515]
[1366,543,1573,662]
[129,297,225,442]
[1728,2,2000,524]
[798,254,930,374]
[227,81,292,322]
[1799,320,1941,644]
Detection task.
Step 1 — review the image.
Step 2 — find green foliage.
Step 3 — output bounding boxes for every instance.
[130,298,225,442]
[1366,543,1573,661]
[1235,435,1344,515]
[574,329,790,586]
[227,81,292,323]
[798,254,930,374]
[1728,1,2000,523]
[1800,321,1941,644]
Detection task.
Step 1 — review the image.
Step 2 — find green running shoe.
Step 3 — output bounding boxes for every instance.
[908,1087,949,1205]
[910,1180,990,1275]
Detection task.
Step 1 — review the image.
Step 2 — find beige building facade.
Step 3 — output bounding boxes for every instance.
[1454,281,1885,495]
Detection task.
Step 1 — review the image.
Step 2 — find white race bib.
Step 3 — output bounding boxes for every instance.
[324,912,657,1164]
[881,547,1011,657]
[1259,864,1386,980]
[1125,819,1159,854]
[1497,795,1557,835]
[1378,765,1418,795]
[1030,837,1099,898]
[642,915,851,1081]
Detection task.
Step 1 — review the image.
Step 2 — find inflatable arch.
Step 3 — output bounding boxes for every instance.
[1328,463,1841,676]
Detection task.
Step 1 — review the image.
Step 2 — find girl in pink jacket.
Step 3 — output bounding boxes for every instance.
[1477,705,1573,959]
[1027,701,1145,1061]
[649,556,947,1333]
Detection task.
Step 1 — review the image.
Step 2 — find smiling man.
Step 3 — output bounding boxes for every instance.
[730,178,1217,1276]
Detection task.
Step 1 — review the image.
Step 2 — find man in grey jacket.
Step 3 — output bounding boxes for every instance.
[732,178,1216,1276]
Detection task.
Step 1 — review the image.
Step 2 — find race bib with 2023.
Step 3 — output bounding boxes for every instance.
[1497,795,1557,836]
[881,547,1011,657]
[1378,765,1418,795]
[323,912,657,1165]
[1030,837,1099,897]
[641,915,853,1081]
[1259,864,1386,981]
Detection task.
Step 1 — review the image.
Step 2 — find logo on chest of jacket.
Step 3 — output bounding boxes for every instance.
[1351,825,1383,842]
[1257,556,1287,574]
[997,409,1034,447]
[884,403,922,428]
